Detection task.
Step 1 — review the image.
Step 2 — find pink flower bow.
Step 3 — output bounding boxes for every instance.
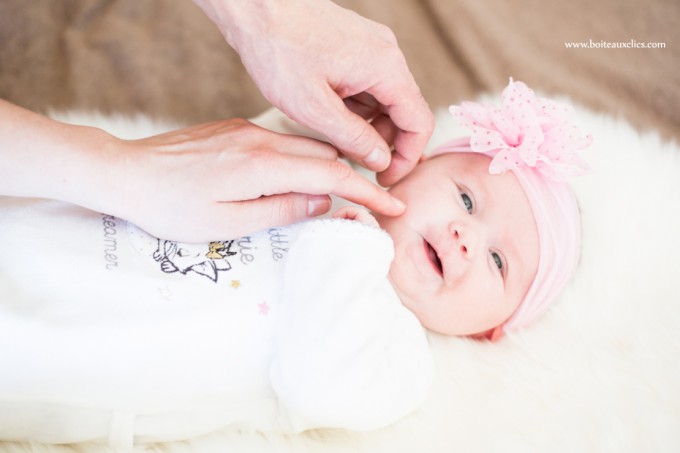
[449,78,592,180]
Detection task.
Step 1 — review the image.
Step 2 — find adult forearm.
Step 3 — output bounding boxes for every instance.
[0,99,124,213]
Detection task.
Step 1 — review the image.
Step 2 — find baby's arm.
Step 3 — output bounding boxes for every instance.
[271,219,433,433]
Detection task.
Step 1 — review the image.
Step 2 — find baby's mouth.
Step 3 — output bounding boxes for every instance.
[424,239,443,276]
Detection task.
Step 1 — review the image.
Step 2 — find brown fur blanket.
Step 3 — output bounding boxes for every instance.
[1,0,678,141]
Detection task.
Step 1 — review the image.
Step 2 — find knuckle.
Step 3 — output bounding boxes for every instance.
[376,28,404,61]
[228,118,261,140]
[287,98,324,129]
[246,149,279,175]
[327,160,355,184]
[272,195,303,224]
[229,117,251,128]
[422,105,436,135]
[344,122,374,152]
[247,146,273,161]
[374,23,398,45]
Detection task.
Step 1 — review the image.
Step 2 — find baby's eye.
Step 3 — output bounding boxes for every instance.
[460,193,473,214]
[491,251,503,271]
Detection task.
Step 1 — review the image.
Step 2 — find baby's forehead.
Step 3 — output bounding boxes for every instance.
[422,151,493,176]
[426,149,488,163]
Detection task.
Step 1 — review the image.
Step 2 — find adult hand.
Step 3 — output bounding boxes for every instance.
[114,119,405,242]
[0,101,404,243]
[194,0,435,186]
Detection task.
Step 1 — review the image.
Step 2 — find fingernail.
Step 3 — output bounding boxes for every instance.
[365,147,389,169]
[391,197,406,212]
[307,195,331,217]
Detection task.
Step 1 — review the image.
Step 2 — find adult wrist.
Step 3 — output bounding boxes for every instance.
[192,0,277,51]
[51,124,130,219]
[0,101,127,217]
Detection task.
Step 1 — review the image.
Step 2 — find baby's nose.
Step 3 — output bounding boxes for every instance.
[449,223,479,260]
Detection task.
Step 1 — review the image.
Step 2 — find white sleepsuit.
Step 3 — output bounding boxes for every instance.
[0,197,433,447]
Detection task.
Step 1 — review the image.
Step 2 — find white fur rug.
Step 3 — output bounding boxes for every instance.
[2,101,679,453]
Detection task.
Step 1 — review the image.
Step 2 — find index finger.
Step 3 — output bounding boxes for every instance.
[248,152,406,217]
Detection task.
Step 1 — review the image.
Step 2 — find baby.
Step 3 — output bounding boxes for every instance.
[0,80,590,446]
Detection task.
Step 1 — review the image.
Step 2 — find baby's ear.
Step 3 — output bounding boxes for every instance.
[470,325,504,342]
[488,326,504,342]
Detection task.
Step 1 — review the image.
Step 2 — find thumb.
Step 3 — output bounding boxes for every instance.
[301,87,392,173]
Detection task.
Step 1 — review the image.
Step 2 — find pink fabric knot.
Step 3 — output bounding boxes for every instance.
[449,78,592,180]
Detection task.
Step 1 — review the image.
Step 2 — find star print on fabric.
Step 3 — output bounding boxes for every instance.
[158,286,173,301]
[258,301,270,316]
[230,280,241,289]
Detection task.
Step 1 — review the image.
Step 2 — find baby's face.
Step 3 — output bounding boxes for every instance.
[376,153,539,338]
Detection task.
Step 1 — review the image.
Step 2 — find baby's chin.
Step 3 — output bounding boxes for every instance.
[419,317,500,340]
[386,271,421,311]
[389,281,505,340]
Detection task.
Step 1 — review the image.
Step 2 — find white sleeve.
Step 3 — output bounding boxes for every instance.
[270,219,433,433]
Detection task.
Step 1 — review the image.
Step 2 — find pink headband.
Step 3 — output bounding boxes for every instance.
[430,79,592,333]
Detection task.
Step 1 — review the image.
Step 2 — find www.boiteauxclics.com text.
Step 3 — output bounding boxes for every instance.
[564,39,666,49]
